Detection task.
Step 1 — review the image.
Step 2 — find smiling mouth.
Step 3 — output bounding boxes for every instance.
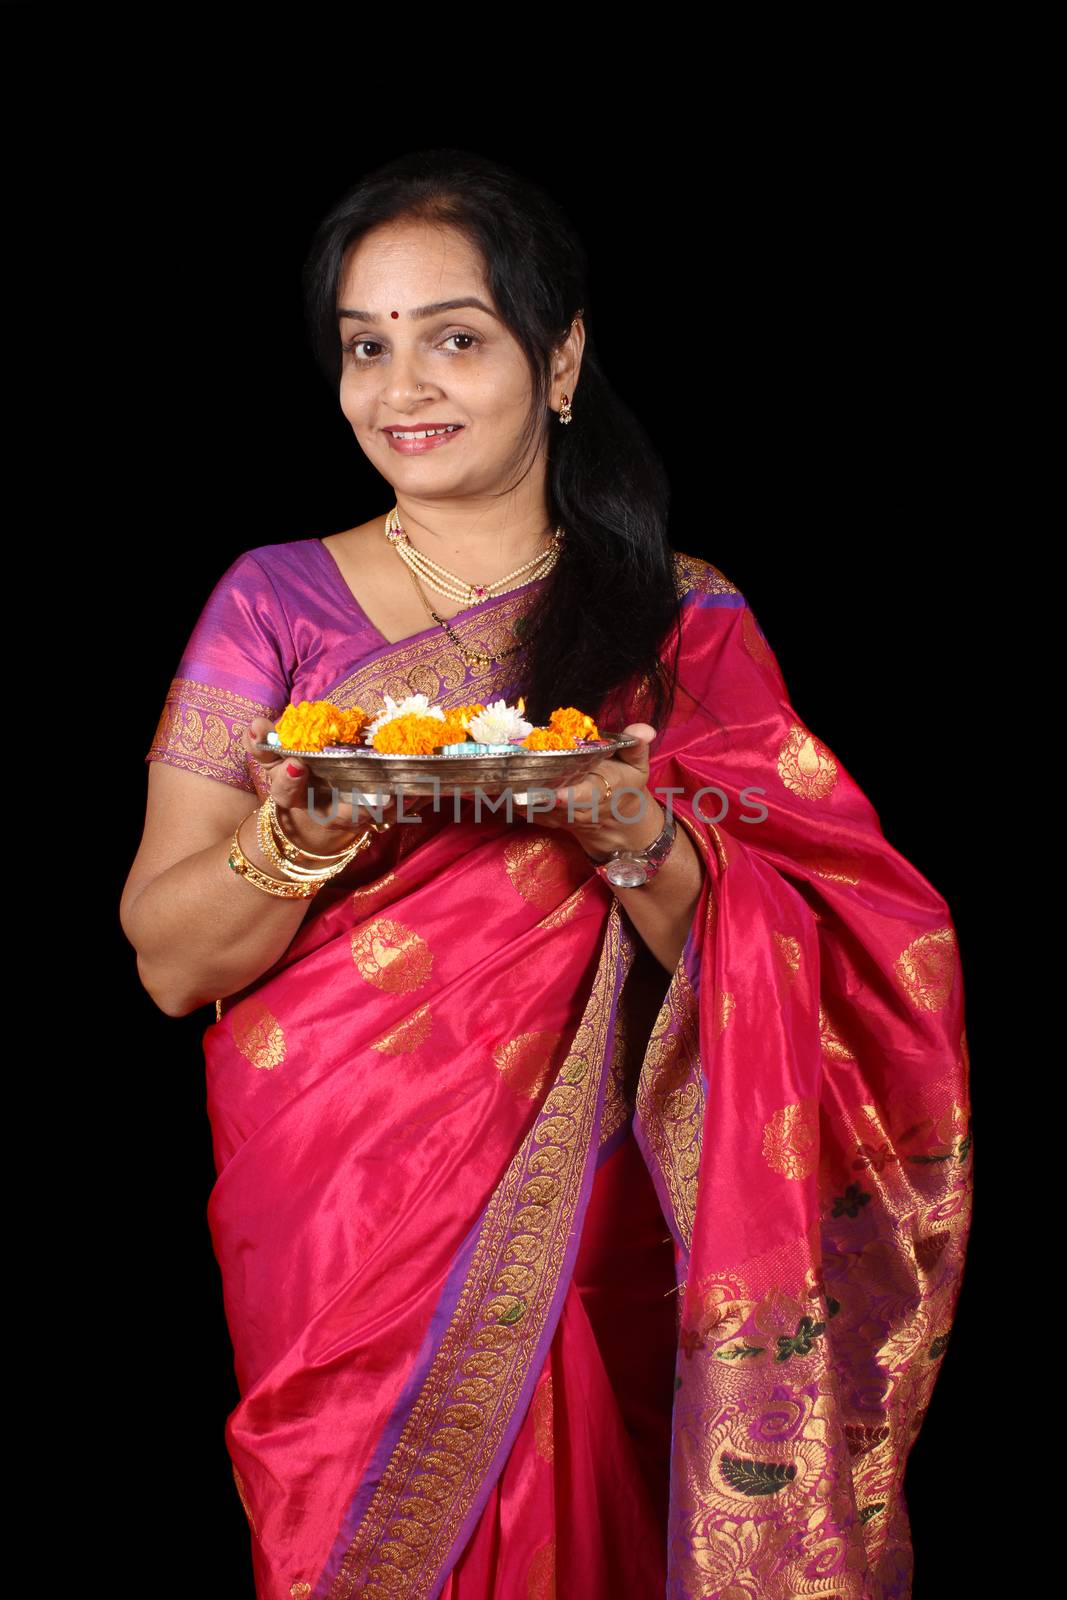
[384,424,464,439]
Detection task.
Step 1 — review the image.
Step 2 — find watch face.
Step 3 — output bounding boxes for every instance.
[603,856,649,888]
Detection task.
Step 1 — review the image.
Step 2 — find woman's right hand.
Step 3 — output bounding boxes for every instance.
[240,715,425,856]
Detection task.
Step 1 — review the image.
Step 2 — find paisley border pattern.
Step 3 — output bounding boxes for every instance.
[322,589,535,716]
[145,675,282,791]
[321,900,634,1600]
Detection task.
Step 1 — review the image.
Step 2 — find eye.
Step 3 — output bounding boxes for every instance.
[343,337,384,362]
[341,329,484,363]
[443,332,481,353]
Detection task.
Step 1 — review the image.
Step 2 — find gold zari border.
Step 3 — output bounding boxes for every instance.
[324,900,634,1600]
[324,590,536,716]
[146,674,282,790]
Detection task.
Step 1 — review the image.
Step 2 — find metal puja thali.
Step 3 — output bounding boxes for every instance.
[252,731,639,798]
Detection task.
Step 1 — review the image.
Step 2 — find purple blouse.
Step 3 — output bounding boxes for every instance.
[146,539,378,793]
[144,537,547,794]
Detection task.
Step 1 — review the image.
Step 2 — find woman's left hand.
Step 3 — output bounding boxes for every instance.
[513,722,665,862]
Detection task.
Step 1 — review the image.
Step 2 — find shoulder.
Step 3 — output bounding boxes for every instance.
[671,549,743,601]
[202,539,327,615]
[669,551,789,696]
[227,537,323,581]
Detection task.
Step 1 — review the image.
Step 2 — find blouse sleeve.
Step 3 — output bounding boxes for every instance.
[144,550,296,795]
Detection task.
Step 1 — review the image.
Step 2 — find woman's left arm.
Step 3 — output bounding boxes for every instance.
[534,723,707,975]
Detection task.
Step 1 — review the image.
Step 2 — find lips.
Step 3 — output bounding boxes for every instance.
[384,425,465,456]
[383,424,463,435]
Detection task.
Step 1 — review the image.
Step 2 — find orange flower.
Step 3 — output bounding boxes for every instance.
[276,700,369,751]
[548,706,599,741]
[449,702,486,727]
[521,726,577,750]
[371,714,452,755]
[435,717,473,746]
[427,704,486,747]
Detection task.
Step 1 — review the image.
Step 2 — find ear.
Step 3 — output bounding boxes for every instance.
[551,313,585,399]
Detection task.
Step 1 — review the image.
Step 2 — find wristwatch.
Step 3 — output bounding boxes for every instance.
[588,809,677,888]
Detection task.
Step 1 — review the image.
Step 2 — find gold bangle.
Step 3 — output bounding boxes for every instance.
[268,794,366,862]
[229,813,321,898]
[262,800,374,880]
[257,800,374,883]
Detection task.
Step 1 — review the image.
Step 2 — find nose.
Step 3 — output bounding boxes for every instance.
[382,344,432,410]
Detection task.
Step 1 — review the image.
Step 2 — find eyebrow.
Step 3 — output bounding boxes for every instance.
[337,297,499,324]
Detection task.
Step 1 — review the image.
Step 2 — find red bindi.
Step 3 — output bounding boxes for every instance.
[391,310,399,318]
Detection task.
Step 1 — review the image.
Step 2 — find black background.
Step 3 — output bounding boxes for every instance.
[53,63,997,1600]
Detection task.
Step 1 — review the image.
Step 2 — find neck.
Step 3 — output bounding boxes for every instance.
[391,496,556,579]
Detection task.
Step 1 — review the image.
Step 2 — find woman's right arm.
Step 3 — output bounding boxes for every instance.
[120,716,395,1018]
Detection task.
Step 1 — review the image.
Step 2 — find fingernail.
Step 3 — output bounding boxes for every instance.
[287,762,304,777]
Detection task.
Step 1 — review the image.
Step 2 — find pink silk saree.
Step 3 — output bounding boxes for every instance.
[146,539,973,1599]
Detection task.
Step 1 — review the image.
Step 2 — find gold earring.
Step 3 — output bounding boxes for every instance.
[558,393,573,425]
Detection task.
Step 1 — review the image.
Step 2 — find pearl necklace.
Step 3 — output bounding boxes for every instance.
[383,505,563,604]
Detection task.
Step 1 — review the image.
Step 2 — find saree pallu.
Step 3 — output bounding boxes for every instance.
[150,544,971,1599]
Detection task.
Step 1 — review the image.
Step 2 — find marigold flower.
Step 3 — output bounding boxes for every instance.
[364,693,445,742]
[548,706,600,741]
[371,714,454,755]
[276,700,369,751]
[448,703,486,728]
[521,726,577,750]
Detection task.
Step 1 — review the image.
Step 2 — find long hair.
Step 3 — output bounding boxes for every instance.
[301,148,682,732]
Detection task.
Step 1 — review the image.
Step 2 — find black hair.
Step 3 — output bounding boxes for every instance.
[301,147,682,733]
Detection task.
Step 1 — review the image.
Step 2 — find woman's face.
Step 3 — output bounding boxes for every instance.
[337,219,542,497]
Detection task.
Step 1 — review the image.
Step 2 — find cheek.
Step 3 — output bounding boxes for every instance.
[338,378,370,423]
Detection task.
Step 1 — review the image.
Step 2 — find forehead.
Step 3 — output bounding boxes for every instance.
[338,219,489,300]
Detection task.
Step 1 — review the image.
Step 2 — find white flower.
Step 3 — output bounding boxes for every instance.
[467,699,534,743]
[363,693,447,743]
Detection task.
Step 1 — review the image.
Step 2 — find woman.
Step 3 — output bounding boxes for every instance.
[121,149,972,1600]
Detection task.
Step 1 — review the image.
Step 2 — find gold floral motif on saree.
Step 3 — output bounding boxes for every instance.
[531,1371,554,1464]
[493,1031,565,1102]
[230,1000,287,1071]
[777,724,840,800]
[535,881,591,931]
[350,869,404,921]
[715,990,735,1037]
[819,1002,858,1062]
[741,604,779,674]
[322,901,635,1600]
[371,1003,434,1055]
[771,930,803,991]
[351,918,434,993]
[894,927,958,1012]
[524,1539,555,1600]
[232,1463,258,1537]
[808,850,863,885]
[503,835,589,911]
[762,1100,821,1182]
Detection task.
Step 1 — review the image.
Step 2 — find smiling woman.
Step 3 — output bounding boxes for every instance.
[122,147,972,1600]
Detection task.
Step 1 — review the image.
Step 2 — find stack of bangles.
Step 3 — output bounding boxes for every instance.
[228,794,390,899]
